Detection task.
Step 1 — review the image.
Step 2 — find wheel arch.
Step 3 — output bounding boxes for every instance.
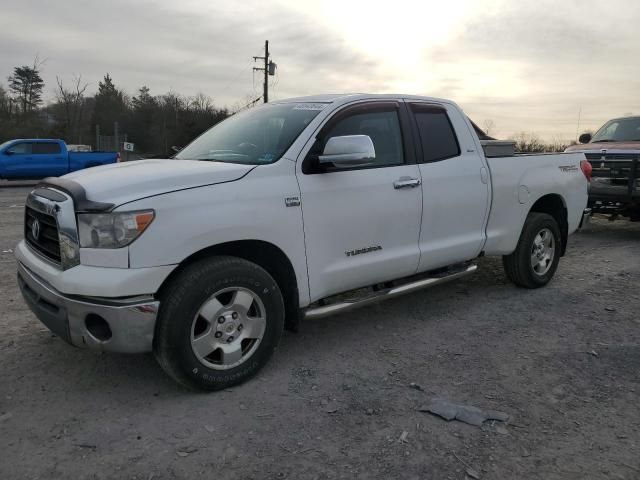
[156,239,301,331]
[529,193,568,256]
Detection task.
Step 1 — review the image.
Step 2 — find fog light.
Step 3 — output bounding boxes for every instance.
[85,314,112,342]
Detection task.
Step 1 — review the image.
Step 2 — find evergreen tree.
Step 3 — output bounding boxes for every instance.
[7,64,44,114]
[92,73,128,135]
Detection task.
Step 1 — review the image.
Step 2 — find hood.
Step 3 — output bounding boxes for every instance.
[64,159,254,206]
[565,141,640,153]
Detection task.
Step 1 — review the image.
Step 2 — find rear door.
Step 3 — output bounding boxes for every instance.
[297,101,423,301]
[409,102,490,271]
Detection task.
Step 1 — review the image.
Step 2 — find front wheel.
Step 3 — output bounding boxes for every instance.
[154,256,285,391]
[503,212,561,288]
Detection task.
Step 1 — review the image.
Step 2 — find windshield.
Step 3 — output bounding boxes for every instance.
[0,140,13,151]
[175,102,326,164]
[591,117,640,143]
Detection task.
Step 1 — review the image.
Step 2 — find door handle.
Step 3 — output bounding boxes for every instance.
[480,167,488,184]
[393,177,421,189]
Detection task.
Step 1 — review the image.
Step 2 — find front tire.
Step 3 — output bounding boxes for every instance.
[154,256,285,391]
[503,212,561,289]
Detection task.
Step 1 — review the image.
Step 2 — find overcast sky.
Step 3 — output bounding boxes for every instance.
[1,0,639,140]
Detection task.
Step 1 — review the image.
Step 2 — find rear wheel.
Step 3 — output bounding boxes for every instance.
[154,256,285,391]
[503,212,561,288]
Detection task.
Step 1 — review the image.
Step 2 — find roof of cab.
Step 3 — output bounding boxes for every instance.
[272,93,453,106]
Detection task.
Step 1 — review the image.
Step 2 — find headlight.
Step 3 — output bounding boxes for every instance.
[78,210,155,248]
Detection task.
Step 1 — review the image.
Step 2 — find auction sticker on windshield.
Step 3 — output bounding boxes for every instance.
[292,103,326,110]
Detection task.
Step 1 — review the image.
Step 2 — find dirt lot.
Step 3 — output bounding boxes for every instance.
[1,181,639,480]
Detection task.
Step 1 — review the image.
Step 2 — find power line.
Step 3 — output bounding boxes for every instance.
[216,57,255,96]
[235,96,262,113]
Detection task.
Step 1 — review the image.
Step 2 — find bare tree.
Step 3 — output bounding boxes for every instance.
[482,119,496,137]
[0,84,15,119]
[547,135,570,153]
[512,132,546,153]
[190,92,214,113]
[55,75,89,143]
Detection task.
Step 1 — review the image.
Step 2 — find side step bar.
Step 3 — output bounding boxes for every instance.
[304,264,478,320]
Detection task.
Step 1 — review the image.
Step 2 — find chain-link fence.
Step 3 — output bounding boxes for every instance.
[95,123,128,156]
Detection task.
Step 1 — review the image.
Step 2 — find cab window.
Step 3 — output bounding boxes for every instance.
[6,143,31,155]
[411,105,460,163]
[323,109,405,167]
[32,142,62,154]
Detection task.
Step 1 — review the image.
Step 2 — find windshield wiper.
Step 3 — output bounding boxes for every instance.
[191,151,250,162]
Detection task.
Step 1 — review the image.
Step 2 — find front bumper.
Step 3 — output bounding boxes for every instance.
[17,261,159,353]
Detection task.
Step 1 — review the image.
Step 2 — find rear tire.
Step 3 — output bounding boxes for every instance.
[503,212,561,289]
[154,256,285,391]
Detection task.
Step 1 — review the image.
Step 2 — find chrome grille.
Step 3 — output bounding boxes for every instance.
[584,154,639,187]
[25,206,61,264]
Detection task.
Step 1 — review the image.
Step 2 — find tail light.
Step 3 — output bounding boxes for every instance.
[116,152,121,163]
[580,159,592,182]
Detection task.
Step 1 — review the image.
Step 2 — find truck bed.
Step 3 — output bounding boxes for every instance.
[482,151,588,255]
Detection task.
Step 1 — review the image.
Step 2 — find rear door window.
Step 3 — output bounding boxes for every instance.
[411,105,460,163]
[32,142,62,154]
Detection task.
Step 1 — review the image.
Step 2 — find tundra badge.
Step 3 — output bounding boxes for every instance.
[345,245,382,257]
[285,196,300,207]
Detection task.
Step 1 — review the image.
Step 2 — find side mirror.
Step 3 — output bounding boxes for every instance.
[318,135,375,168]
[3,150,14,156]
[579,133,592,144]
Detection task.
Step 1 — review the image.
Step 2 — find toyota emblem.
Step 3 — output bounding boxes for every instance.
[31,219,41,241]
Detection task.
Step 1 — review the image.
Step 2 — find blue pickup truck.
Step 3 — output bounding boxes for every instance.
[0,139,119,180]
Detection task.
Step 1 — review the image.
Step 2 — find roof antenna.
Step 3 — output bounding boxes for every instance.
[575,106,582,142]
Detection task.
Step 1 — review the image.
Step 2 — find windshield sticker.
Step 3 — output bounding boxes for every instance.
[257,153,276,162]
[292,103,326,111]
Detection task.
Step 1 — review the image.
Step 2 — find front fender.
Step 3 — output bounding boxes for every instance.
[125,163,310,305]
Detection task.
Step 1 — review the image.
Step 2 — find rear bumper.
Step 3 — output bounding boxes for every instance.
[17,261,159,353]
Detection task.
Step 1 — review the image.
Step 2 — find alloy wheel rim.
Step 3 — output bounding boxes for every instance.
[530,227,555,276]
[190,287,266,370]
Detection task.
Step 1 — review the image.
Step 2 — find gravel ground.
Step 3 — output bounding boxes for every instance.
[1,181,639,480]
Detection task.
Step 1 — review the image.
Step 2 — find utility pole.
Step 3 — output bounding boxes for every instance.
[253,40,276,103]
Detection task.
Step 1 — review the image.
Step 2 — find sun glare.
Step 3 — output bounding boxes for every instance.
[286,0,488,93]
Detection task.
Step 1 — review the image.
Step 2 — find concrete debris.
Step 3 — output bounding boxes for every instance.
[495,424,509,435]
[419,398,510,427]
[324,404,339,414]
[176,446,198,457]
[466,467,480,479]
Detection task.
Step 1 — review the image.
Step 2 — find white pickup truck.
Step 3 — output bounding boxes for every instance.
[16,94,590,390]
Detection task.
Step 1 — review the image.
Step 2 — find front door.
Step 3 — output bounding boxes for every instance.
[3,141,33,177]
[297,101,423,301]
